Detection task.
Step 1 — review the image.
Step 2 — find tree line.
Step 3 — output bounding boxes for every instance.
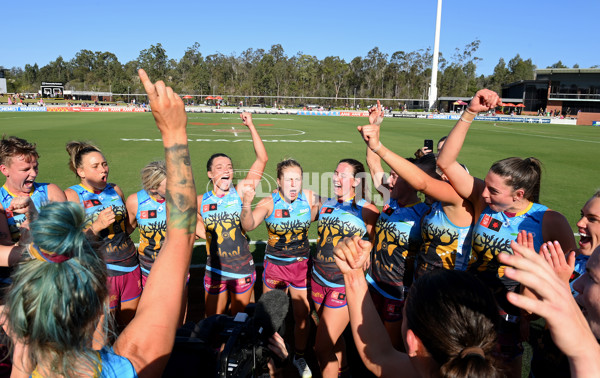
[1,41,585,105]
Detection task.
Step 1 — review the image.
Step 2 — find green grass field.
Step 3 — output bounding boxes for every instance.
[1,112,598,261]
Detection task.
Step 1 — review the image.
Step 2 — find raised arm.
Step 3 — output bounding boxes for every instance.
[365,101,389,196]
[334,236,416,377]
[436,89,501,207]
[240,185,272,231]
[238,112,268,191]
[358,124,464,206]
[114,69,197,376]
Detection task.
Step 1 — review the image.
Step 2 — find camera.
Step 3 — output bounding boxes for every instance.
[163,290,289,378]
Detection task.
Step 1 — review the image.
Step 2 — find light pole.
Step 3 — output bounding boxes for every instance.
[127,86,130,104]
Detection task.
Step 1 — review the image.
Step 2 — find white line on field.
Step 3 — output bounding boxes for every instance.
[231,126,238,136]
[489,124,600,143]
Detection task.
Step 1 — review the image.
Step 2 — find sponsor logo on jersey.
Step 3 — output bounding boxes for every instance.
[140,210,157,219]
[480,214,502,231]
[275,209,290,218]
[83,199,102,208]
[383,204,394,215]
[320,207,334,214]
[203,203,218,212]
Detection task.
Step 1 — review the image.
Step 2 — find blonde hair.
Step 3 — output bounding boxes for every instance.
[141,160,167,193]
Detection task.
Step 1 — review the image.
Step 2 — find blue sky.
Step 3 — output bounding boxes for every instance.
[3,0,598,76]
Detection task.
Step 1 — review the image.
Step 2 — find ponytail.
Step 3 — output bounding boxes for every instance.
[490,157,542,202]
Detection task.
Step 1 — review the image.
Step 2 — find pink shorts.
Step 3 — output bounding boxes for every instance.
[204,271,256,295]
[311,278,346,308]
[263,259,309,290]
[369,287,404,322]
[108,267,142,309]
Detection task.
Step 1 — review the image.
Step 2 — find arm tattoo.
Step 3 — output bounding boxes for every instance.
[165,144,197,234]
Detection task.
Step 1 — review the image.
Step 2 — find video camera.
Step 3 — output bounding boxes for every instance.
[163,289,290,378]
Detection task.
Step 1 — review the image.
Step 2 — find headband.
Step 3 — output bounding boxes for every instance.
[29,244,71,264]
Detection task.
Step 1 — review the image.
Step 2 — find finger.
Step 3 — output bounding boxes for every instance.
[138,69,158,103]
[154,80,167,101]
[526,232,534,250]
[506,291,549,319]
[567,251,576,270]
[503,265,558,301]
[166,86,175,101]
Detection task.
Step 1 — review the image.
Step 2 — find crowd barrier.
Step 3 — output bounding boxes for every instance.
[0,105,556,124]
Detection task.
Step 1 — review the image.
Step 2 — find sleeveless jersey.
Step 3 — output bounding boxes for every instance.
[312,197,367,287]
[416,201,474,278]
[470,202,547,314]
[367,199,429,300]
[135,190,167,277]
[0,183,50,242]
[69,184,138,277]
[264,190,312,265]
[30,347,137,378]
[200,187,254,279]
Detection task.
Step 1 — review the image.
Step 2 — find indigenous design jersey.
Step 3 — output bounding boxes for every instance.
[69,184,138,277]
[264,190,312,265]
[0,183,49,242]
[313,197,367,287]
[470,202,546,313]
[200,187,254,279]
[135,190,167,277]
[367,199,429,299]
[416,201,474,278]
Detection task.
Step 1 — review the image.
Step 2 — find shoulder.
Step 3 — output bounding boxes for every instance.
[111,184,125,197]
[46,183,67,202]
[64,187,80,202]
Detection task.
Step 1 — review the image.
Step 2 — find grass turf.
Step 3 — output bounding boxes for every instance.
[1,112,598,264]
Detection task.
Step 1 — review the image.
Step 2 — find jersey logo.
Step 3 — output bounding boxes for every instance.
[140,210,157,219]
[5,210,14,219]
[480,214,502,232]
[320,207,334,214]
[383,204,394,215]
[203,203,218,212]
[332,292,346,300]
[275,209,290,218]
[83,199,102,208]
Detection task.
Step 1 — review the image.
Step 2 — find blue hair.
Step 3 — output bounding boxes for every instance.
[4,202,109,376]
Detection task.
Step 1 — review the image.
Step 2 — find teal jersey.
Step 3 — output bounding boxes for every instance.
[69,184,138,276]
[368,199,429,299]
[313,197,367,287]
[264,190,312,264]
[0,182,49,242]
[417,201,474,278]
[200,187,254,279]
[470,202,547,314]
[135,190,167,277]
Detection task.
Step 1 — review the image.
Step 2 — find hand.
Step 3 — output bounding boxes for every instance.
[368,100,384,126]
[92,207,115,234]
[499,242,593,358]
[7,196,32,214]
[467,89,502,113]
[240,112,254,128]
[241,184,256,206]
[138,69,187,135]
[540,241,575,284]
[334,236,371,275]
[267,332,288,360]
[357,124,381,151]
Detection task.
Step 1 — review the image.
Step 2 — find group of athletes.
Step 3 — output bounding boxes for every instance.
[0,81,598,378]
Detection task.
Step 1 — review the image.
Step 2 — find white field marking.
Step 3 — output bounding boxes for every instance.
[188,127,306,137]
[231,126,238,136]
[220,117,295,121]
[488,123,600,144]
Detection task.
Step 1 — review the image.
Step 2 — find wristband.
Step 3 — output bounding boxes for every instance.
[371,142,383,153]
[460,117,473,124]
[464,108,478,116]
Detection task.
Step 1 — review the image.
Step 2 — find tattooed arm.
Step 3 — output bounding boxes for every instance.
[114,69,197,376]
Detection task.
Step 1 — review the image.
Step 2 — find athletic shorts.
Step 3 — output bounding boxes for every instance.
[311,278,346,308]
[142,272,190,288]
[204,271,256,295]
[108,266,142,309]
[263,259,309,290]
[369,287,404,322]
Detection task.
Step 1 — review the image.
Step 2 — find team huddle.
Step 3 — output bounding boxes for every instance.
[0,75,598,378]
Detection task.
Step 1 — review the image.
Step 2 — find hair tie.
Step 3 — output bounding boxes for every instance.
[29,244,71,264]
[459,346,485,359]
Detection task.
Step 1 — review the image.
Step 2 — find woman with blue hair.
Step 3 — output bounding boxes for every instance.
[4,69,197,377]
